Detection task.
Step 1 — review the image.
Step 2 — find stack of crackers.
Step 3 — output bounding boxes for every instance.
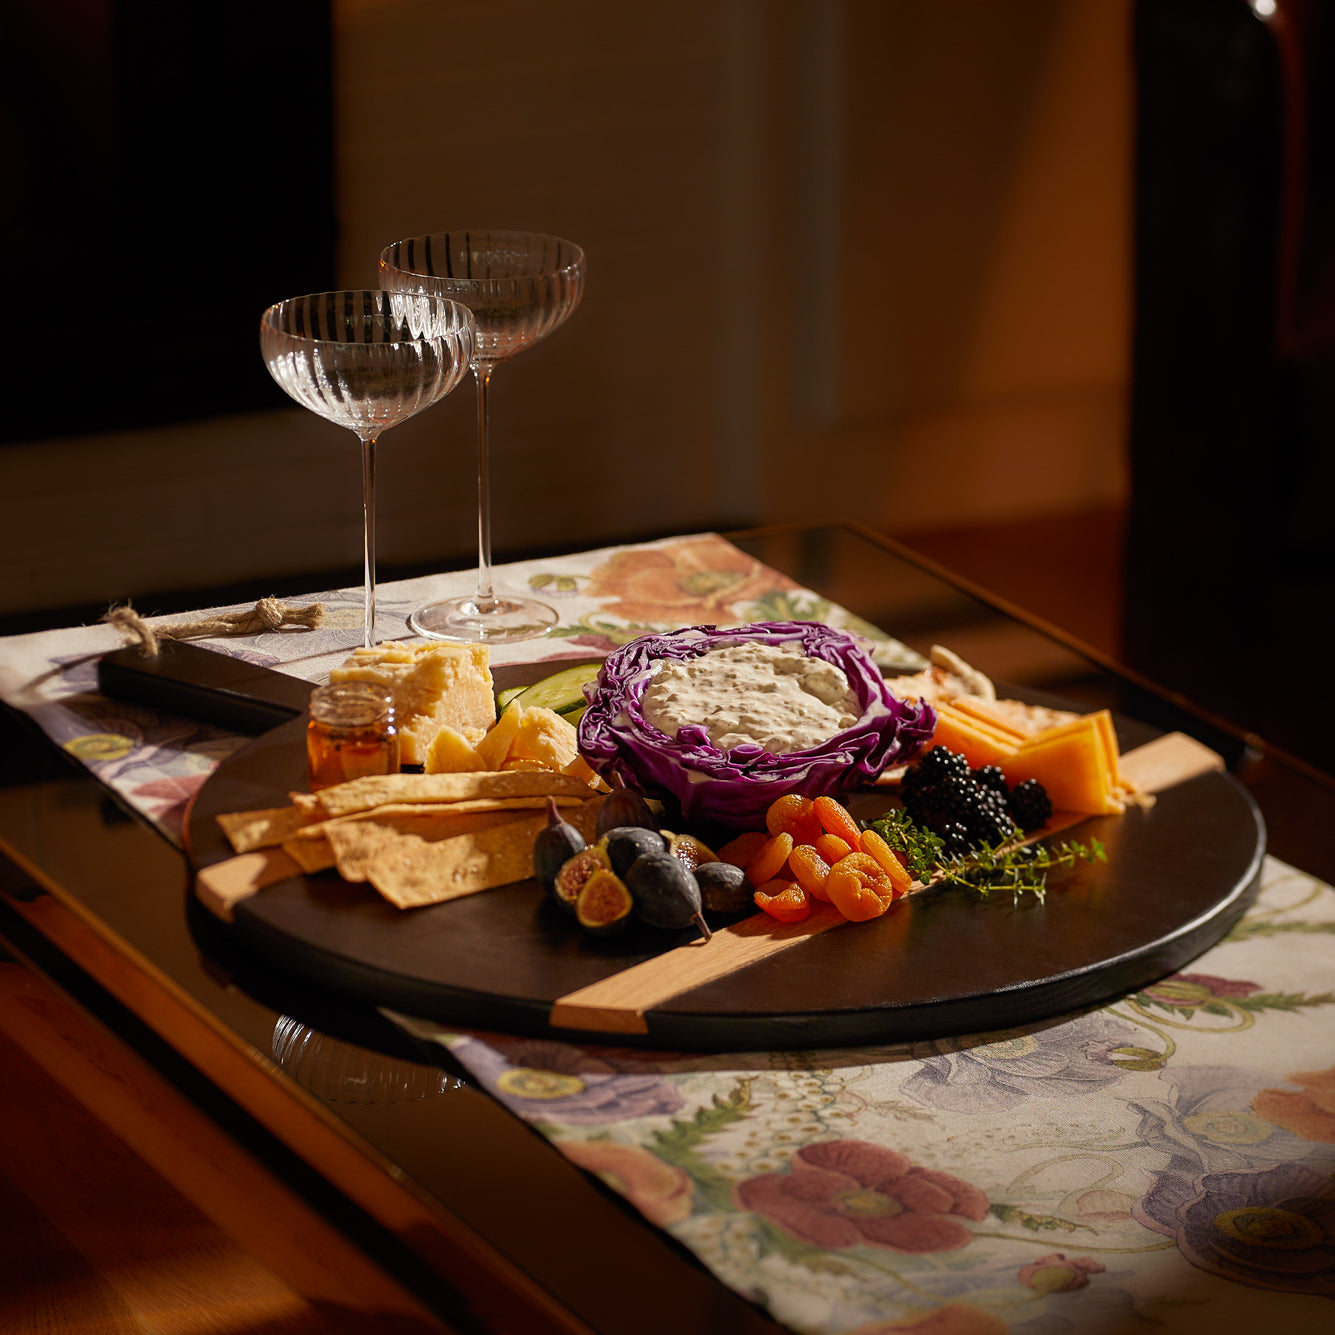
[201,769,605,920]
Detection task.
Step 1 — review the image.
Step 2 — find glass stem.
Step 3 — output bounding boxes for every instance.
[360,432,379,648]
[473,362,499,613]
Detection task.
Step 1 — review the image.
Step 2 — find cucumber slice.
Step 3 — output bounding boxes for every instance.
[508,662,604,718]
[495,685,527,715]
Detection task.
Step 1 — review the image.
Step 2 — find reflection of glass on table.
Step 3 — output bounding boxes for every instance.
[271,1017,461,1105]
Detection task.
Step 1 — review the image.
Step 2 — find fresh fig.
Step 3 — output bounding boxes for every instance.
[595,774,658,837]
[551,845,611,914]
[600,825,668,877]
[693,860,752,915]
[665,831,717,872]
[575,868,634,935]
[533,798,586,891]
[624,852,711,941]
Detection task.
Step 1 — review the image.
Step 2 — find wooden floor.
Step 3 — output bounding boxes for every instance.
[0,1029,338,1335]
[0,954,461,1335]
[1,507,1130,1334]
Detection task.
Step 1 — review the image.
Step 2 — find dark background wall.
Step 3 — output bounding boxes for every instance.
[0,2,336,441]
[1126,0,1334,768]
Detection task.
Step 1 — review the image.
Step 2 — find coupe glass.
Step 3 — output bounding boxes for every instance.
[260,290,474,647]
[378,230,585,642]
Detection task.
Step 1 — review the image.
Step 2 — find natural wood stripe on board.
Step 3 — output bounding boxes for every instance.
[547,732,1223,1034]
[548,901,850,1033]
[196,847,302,922]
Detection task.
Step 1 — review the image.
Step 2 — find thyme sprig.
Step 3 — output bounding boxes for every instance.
[866,809,1105,900]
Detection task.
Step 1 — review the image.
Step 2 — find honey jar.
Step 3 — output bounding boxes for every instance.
[306,682,400,791]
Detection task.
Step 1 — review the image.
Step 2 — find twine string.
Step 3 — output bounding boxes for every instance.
[103,598,325,656]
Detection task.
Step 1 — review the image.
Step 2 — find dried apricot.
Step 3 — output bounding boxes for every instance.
[813,833,853,864]
[858,828,913,897]
[753,878,811,923]
[765,793,823,844]
[813,795,862,848]
[745,831,794,886]
[787,843,833,901]
[825,851,897,922]
[717,829,769,868]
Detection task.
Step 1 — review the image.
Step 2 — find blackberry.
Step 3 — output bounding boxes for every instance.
[1008,779,1053,833]
[905,773,1013,851]
[968,806,1017,848]
[963,780,1016,847]
[929,775,986,826]
[936,821,973,856]
[904,747,970,795]
[971,764,1009,797]
[902,785,948,830]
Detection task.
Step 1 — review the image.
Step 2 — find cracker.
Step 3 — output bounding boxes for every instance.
[314,769,597,817]
[217,804,321,854]
[282,835,337,874]
[304,805,549,843]
[323,794,604,907]
[361,814,549,907]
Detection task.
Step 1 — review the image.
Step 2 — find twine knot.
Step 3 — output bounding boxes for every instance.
[104,598,325,656]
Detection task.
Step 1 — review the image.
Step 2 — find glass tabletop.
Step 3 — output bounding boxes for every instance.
[1,520,1331,1333]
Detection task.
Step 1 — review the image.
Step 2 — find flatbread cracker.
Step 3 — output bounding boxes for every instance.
[294,795,592,837]
[282,835,337,874]
[323,795,603,906]
[322,812,541,893]
[361,815,550,908]
[217,805,322,854]
[306,806,548,846]
[315,769,598,818]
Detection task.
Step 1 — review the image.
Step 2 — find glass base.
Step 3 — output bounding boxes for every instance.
[408,594,558,643]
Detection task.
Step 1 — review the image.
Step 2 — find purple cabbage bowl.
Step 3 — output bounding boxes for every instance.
[576,621,935,829]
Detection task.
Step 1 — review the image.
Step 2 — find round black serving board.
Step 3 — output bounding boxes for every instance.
[184,660,1266,1050]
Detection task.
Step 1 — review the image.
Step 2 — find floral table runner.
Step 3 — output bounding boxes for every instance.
[3,533,1331,1332]
[408,854,1335,1333]
[0,533,917,844]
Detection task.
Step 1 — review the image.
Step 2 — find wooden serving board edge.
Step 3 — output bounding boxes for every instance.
[546,731,1223,1034]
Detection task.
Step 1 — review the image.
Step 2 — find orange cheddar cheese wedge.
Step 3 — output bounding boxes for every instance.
[1016,709,1123,788]
[929,700,1021,768]
[1000,710,1123,815]
[947,696,1030,741]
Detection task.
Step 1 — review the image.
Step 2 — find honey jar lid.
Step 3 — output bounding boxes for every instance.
[309,681,395,728]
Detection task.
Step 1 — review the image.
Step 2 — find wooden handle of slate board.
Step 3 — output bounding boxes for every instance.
[1115,730,1223,790]
[196,848,302,923]
[547,731,1226,1034]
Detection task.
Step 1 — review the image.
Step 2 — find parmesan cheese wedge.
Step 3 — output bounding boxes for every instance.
[331,641,495,766]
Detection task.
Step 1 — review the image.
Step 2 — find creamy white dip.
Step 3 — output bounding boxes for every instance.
[640,641,861,755]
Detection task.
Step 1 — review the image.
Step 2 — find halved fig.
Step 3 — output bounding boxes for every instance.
[575,868,634,935]
[665,831,718,872]
[551,845,611,914]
